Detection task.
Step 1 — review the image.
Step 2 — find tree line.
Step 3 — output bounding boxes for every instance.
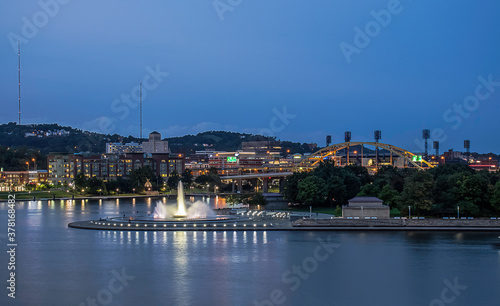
[283,162,500,217]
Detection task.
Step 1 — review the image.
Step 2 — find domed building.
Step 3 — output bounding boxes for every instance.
[142,131,170,154]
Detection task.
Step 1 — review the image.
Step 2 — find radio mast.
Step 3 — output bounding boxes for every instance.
[18,40,21,125]
[140,82,142,139]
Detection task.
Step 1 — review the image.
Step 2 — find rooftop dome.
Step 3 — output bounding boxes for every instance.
[149,131,161,141]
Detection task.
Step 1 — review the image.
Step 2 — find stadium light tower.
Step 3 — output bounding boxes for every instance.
[433,141,439,157]
[345,131,351,165]
[464,140,470,162]
[423,129,430,157]
[374,130,381,168]
[344,131,351,143]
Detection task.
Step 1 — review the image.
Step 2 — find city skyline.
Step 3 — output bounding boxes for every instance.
[1,0,499,153]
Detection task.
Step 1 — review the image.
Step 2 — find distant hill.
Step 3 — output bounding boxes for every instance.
[0,122,122,154]
[0,122,314,155]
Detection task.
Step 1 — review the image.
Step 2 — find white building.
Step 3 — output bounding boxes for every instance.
[142,131,170,154]
[106,142,143,154]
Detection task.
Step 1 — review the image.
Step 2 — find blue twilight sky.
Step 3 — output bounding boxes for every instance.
[1,0,499,153]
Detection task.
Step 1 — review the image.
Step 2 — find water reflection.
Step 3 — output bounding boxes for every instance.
[4,199,500,306]
[172,231,190,306]
[233,231,238,245]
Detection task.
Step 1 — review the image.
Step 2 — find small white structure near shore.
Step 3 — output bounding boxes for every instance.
[342,197,390,219]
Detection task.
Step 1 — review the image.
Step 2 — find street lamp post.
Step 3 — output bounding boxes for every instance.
[408,206,411,219]
[25,162,29,185]
[32,158,36,171]
[457,206,460,219]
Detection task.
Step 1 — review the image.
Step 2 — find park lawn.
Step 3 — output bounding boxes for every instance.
[285,207,339,216]
[0,190,78,200]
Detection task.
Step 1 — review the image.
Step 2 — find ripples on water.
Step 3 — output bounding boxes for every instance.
[0,199,499,306]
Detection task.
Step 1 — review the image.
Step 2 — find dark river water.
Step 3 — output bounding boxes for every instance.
[1,198,499,306]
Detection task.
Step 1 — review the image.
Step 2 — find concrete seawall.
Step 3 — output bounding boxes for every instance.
[293,218,500,228]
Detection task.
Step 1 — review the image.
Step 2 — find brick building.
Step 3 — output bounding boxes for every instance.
[47,152,183,185]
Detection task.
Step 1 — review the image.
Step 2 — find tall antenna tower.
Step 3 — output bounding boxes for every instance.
[423,129,430,157]
[18,40,21,125]
[140,82,142,139]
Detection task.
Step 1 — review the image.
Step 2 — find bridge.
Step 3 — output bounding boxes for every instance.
[220,172,293,193]
[219,141,434,192]
[298,141,434,170]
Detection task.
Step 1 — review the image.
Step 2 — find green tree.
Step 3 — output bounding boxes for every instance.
[327,176,347,206]
[344,164,371,185]
[208,166,218,175]
[432,172,468,214]
[491,181,500,213]
[129,166,156,191]
[283,172,310,204]
[181,169,194,187]
[87,177,106,195]
[401,170,435,214]
[74,172,87,190]
[195,173,221,188]
[357,184,380,197]
[226,194,244,205]
[374,166,409,193]
[167,170,181,190]
[244,193,268,207]
[378,184,400,209]
[344,173,361,200]
[297,176,327,206]
[459,173,490,214]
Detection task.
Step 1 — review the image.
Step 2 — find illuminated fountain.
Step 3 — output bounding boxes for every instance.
[152,181,217,220]
[83,181,251,230]
[174,181,187,218]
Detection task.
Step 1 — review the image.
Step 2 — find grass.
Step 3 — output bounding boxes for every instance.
[0,190,78,200]
[284,207,340,216]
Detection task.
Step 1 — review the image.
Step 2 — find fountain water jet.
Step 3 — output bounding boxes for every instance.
[151,182,225,221]
[174,181,187,218]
